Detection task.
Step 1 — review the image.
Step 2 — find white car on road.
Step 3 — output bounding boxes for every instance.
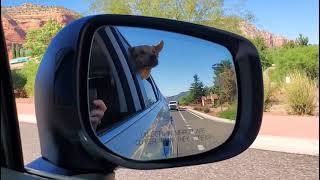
[168,101,179,111]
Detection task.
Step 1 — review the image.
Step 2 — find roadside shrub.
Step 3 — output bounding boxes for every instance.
[193,107,203,111]
[268,45,319,82]
[263,72,278,111]
[179,94,193,106]
[11,69,26,90]
[212,103,219,108]
[11,70,28,98]
[217,103,237,120]
[284,72,317,115]
[18,61,40,97]
[203,107,210,113]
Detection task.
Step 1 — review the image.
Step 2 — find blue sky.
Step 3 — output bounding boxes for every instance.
[118,27,233,96]
[2,0,319,44]
[224,0,319,44]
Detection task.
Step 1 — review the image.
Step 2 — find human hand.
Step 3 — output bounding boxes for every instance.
[90,99,107,130]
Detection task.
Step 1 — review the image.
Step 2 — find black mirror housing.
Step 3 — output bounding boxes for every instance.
[34,15,263,172]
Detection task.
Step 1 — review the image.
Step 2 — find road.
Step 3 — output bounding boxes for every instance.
[115,149,318,180]
[19,121,318,180]
[170,109,235,157]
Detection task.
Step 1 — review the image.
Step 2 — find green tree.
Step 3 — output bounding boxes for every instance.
[87,0,253,35]
[189,74,205,103]
[24,19,64,58]
[212,60,231,75]
[88,0,132,14]
[179,93,193,105]
[212,60,236,107]
[203,86,211,96]
[296,33,309,46]
[16,45,21,57]
[283,40,296,49]
[250,35,272,69]
[11,43,16,59]
[20,48,26,57]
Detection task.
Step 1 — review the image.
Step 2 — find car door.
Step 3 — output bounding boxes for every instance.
[1,19,49,180]
[94,26,177,160]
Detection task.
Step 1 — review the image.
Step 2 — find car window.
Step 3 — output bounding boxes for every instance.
[89,27,138,131]
[141,79,158,107]
[112,28,147,107]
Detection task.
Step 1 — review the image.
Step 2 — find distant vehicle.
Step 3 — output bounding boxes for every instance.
[168,101,179,111]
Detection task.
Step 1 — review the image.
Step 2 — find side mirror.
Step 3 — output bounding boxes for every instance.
[34,15,263,171]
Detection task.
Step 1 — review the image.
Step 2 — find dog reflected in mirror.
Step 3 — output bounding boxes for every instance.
[129,40,164,79]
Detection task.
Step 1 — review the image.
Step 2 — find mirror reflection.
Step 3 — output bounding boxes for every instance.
[88,26,237,161]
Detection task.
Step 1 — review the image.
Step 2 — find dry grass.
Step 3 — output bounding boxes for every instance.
[283,72,317,115]
[263,72,279,111]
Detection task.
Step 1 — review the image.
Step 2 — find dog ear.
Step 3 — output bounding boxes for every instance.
[153,40,164,54]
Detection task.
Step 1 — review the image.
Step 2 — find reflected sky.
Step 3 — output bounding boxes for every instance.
[118,27,233,96]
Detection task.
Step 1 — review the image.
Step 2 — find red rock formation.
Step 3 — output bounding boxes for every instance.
[240,21,290,48]
[1,3,79,59]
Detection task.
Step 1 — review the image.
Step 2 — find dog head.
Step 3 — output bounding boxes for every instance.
[129,40,164,79]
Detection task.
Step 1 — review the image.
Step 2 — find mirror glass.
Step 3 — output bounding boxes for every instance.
[87,26,237,161]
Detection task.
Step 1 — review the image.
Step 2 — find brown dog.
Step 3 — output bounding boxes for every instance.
[129,40,164,79]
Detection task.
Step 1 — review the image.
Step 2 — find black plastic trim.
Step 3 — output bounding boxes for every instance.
[0,20,24,172]
[33,14,263,172]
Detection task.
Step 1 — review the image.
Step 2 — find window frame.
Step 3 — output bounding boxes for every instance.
[0,22,24,171]
[91,27,143,133]
[148,77,159,100]
[141,78,158,107]
[112,27,148,109]
[95,28,135,113]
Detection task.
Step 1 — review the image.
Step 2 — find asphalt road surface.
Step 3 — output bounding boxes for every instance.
[170,109,235,157]
[19,122,318,180]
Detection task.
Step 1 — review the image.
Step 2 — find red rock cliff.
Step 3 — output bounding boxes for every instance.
[1,3,79,59]
[240,21,290,48]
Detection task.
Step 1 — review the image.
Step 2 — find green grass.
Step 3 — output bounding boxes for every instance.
[217,104,237,120]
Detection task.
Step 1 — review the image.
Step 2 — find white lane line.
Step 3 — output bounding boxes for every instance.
[178,110,187,123]
[187,110,204,119]
[187,127,192,130]
[197,145,205,151]
[193,137,199,141]
[190,131,195,134]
